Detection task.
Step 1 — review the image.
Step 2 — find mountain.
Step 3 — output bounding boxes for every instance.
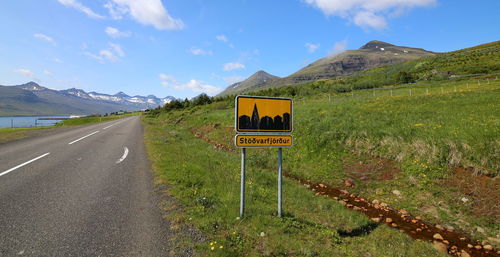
[0,82,176,116]
[218,70,280,96]
[222,40,436,95]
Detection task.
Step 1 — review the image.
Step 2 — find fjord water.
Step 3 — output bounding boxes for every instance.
[0,116,69,128]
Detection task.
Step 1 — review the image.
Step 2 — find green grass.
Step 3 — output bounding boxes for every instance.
[143,113,446,256]
[143,78,499,255]
[0,126,53,143]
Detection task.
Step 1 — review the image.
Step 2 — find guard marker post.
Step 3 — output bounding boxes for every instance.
[234,96,293,218]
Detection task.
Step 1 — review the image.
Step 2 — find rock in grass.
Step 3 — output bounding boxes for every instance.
[344,179,354,187]
[372,199,380,205]
[371,217,381,222]
[385,218,393,223]
[433,241,448,254]
[459,250,471,257]
[392,190,401,196]
[433,233,444,240]
[483,245,493,251]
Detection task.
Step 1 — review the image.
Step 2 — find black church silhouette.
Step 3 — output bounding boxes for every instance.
[238,104,290,131]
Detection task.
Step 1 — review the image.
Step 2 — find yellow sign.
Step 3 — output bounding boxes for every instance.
[235,135,293,148]
[236,96,292,133]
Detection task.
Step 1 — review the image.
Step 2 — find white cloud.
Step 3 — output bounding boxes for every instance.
[160,74,221,95]
[224,76,245,85]
[104,1,127,19]
[34,33,55,45]
[105,26,131,38]
[84,52,105,63]
[43,70,53,76]
[305,42,320,53]
[100,50,118,62]
[159,74,177,83]
[52,57,63,63]
[84,43,123,63]
[216,35,228,42]
[109,43,125,57]
[304,0,436,30]
[329,40,348,57]
[189,47,213,56]
[353,11,387,30]
[13,69,36,78]
[223,62,245,71]
[57,0,104,19]
[104,0,184,30]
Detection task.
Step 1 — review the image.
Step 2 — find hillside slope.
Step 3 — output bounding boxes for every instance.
[224,40,435,95]
[218,70,279,96]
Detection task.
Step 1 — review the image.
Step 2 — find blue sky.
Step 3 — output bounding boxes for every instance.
[1,0,498,99]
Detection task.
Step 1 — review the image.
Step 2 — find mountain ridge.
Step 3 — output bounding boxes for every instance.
[218,70,280,96]
[219,40,436,96]
[0,82,176,116]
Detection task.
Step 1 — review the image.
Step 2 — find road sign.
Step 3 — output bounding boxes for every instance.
[235,95,293,218]
[235,96,292,133]
[235,134,293,148]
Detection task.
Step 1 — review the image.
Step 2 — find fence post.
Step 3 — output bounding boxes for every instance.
[409,89,412,96]
[390,90,393,96]
[426,88,429,95]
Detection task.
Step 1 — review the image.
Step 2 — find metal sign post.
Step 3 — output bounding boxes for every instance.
[240,148,246,218]
[235,95,293,218]
[278,148,283,217]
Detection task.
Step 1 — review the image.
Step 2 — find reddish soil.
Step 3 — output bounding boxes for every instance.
[343,156,400,182]
[444,167,500,220]
[191,126,236,152]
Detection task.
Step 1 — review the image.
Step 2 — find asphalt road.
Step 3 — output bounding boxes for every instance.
[0,116,172,256]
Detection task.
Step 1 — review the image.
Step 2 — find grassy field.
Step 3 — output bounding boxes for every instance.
[143,113,446,257]
[142,78,499,256]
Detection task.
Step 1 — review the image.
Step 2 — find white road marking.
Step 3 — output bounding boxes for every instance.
[103,123,117,130]
[103,118,128,130]
[116,147,129,164]
[0,152,51,177]
[68,131,99,145]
